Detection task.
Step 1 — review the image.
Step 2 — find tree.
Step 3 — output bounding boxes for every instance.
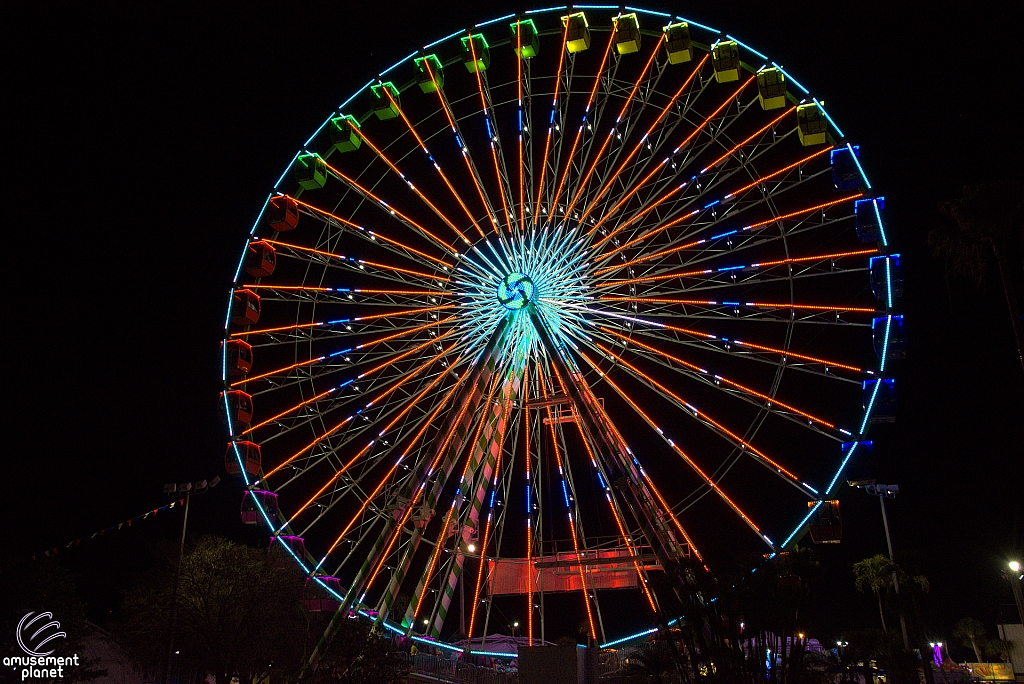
[853,556,896,633]
[853,555,929,634]
[117,536,307,684]
[952,618,987,663]
[929,180,1024,375]
[307,615,406,684]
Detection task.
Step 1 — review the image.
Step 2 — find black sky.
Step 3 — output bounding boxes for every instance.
[6,0,1022,653]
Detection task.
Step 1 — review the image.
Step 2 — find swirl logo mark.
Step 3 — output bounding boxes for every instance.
[497,273,535,310]
[17,612,67,656]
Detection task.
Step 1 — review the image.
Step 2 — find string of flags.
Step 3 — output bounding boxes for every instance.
[31,498,187,561]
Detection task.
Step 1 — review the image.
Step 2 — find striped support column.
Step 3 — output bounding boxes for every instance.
[400,340,510,630]
[377,380,489,625]
[430,367,523,637]
[301,320,510,680]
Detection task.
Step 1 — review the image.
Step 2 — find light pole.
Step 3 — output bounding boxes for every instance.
[1006,561,1024,626]
[161,476,221,684]
[861,483,909,651]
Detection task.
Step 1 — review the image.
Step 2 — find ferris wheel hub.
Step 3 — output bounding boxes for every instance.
[497,272,535,310]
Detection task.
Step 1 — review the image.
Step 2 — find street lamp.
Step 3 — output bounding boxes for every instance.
[162,476,221,684]
[1005,560,1024,626]
[858,483,909,651]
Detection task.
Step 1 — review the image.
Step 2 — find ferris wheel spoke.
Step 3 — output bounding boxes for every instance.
[549,29,617,216]
[423,62,504,235]
[533,20,571,225]
[589,143,831,264]
[290,197,456,271]
[317,158,461,257]
[291,353,479,548]
[576,348,775,550]
[588,340,828,495]
[567,34,669,224]
[315,369,471,575]
[609,324,869,387]
[347,119,476,244]
[229,304,453,352]
[590,166,846,275]
[595,241,875,294]
[536,360,598,639]
[465,382,518,637]
[465,36,514,233]
[237,316,457,401]
[514,22,528,233]
[267,239,450,288]
[595,327,844,436]
[551,363,661,612]
[260,336,464,472]
[582,59,745,227]
[590,189,861,280]
[589,102,793,247]
[403,368,508,631]
[275,352,484,533]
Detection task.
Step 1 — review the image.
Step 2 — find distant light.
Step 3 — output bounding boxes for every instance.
[467,544,476,553]
[423,619,429,625]
[1010,561,1021,572]
[513,621,519,628]
[798,633,804,639]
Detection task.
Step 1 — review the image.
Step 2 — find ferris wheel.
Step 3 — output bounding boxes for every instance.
[220,6,902,653]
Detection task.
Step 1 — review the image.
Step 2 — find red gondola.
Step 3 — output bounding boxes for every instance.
[808,500,842,544]
[225,440,261,477]
[244,242,276,278]
[269,535,306,559]
[222,339,253,376]
[241,489,277,524]
[267,195,299,232]
[219,390,253,425]
[304,577,343,612]
[230,289,261,326]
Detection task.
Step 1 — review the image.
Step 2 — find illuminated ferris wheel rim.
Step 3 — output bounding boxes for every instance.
[220,4,900,652]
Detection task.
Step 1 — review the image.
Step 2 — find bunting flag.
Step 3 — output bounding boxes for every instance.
[30,498,186,560]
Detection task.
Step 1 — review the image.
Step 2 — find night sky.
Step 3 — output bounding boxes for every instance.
[7,0,1022,655]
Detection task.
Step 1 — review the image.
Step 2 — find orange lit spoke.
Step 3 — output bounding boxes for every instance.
[351,123,473,244]
[592,342,804,483]
[550,29,616,215]
[468,36,512,233]
[286,196,454,269]
[263,332,460,479]
[579,349,767,540]
[534,20,571,225]
[579,54,721,226]
[408,375,503,626]
[589,106,796,249]
[318,161,460,257]
[283,334,467,529]
[315,355,471,564]
[423,59,498,236]
[467,386,516,638]
[595,247,878,290]
[568,39,677,223]
[381,89,483,242]
[600,326,835,429]
[552,369,657,613]
[539,362,596,639]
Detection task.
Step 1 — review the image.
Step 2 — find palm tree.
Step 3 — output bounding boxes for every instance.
[952,617,987,663]
[853,555,896,632]
[852,556,930,635]
[929,180,1024,375]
